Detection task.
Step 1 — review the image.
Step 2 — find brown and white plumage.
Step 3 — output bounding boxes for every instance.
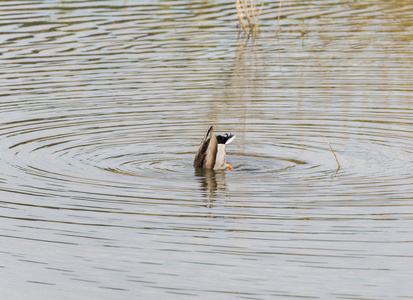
[193,126,235,170]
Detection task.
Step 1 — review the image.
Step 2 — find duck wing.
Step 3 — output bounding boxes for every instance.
[193,126,218,169]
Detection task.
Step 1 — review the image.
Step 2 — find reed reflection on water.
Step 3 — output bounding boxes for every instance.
[1,0,413,299]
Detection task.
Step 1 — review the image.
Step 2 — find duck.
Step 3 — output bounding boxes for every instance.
[193,126,235,170]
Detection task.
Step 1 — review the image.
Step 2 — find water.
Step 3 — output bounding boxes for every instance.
[1,0,413,299]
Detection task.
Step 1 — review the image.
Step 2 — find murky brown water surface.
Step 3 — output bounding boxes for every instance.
[1,0,413,299]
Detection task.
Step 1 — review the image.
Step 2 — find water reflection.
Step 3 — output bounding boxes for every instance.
[195,168,228,204]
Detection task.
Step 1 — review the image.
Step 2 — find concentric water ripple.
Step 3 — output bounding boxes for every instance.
[1,0,413,299]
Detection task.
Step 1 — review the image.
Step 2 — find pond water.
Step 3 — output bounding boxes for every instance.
[1,0,413,299]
